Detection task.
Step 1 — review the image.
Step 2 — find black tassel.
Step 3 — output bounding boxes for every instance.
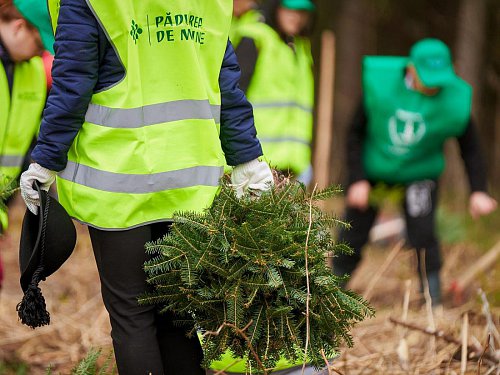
[17,192,51,329]
[16,282,50,329]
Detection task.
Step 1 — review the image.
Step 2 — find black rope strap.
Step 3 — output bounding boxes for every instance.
[17,194,51,329]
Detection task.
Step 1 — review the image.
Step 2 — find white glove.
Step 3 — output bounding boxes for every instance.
[20,163,57,214]
[231,158,274,198]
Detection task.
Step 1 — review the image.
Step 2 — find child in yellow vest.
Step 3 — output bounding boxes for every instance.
[0,0,53,287]
[234,0,315,185]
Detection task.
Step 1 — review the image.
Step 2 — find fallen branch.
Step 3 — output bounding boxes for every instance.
[461,313,468,375]
[477,334,491,375]
[389,317,499,365]
[320,349,332,375]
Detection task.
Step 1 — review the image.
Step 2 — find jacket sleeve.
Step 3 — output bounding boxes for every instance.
[234,37,258,93]
[457,118,488,193]
[31,0,99,172]
[219,40,263,166]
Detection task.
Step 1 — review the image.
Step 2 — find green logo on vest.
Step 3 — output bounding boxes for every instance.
[388,109,427,154]
[130,20,143,44]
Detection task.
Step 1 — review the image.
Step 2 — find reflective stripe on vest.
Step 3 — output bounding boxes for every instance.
[239,22,314,176]
[0,57,46,231]
[59,162,222,194]
[362,56,472,184]
[252,101,313,113]
[85,100,221,128]
[51,0,232,229]
[0,155,24,168]
[259,137,310,146]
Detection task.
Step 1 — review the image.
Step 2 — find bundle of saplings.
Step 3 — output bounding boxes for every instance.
[141,174,374,372]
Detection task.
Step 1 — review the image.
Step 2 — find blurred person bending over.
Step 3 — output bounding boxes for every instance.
[0,0,51,234]
[334,38,497,305]
[234,0,315,185]
[19,0,273,373]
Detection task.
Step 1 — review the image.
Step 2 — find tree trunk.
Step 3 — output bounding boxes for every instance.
[440,0,487,200]
[455,0,487,118]
[494,81,500,190]
[329,0,376,185]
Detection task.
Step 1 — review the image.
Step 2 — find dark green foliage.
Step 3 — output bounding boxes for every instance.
[69,349,100,375]
[141,176,374,372]
[45,348,116,375]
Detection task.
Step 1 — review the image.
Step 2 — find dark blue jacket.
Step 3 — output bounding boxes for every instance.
[32,0,262,171]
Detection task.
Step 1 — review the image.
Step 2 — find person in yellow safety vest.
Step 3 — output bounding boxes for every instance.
[0,0,52,233]
[234,0,315,185]
[19,0,273,373]
[222,0,263,176]
[230,0,263,48]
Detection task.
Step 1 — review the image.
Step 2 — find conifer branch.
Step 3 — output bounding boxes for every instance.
[142,175,374,371]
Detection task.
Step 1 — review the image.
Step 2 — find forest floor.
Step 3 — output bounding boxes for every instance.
[0,195,498,374]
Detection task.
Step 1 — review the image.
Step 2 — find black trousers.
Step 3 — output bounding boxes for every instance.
[88,223,204,375]
[335,180,441,285]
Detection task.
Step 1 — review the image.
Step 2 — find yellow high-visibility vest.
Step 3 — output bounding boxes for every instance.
[0,58,46,230]
[239,22,314,177]
[49,0,232,229]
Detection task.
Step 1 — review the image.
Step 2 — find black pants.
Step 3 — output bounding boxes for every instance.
[335,181,441,297]
[88,223,204,375]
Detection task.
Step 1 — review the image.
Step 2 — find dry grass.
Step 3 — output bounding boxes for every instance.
[0,197,111,374]
[0,197,498,374]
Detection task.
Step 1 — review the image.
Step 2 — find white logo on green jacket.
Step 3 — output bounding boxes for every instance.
[388,109,427,154]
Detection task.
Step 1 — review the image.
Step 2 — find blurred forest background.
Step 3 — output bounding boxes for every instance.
[307,0,499,204]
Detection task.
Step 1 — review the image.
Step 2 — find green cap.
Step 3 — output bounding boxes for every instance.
[409,38,456,87]
[13,0,55,54]
[281,0,316,11]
